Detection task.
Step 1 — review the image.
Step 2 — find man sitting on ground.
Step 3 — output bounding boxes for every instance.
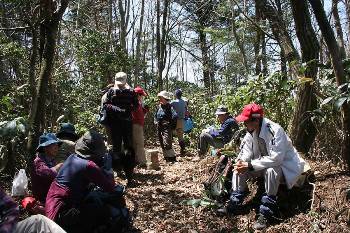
[56,123,79,163]
[225,103,306,230]
[198,106,239,156]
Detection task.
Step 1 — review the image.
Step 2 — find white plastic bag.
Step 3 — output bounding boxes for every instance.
[11,169,28,196]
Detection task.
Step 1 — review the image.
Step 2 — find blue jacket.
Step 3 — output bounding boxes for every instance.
[210,116,239,144]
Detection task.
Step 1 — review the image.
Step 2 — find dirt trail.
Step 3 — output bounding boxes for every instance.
[124,146,350,233]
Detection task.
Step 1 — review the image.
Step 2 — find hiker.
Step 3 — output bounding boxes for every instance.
[132,86,148,166]
[226,103,306,230]
[103,72,139,183]
[155,91,178,162]
[0,188,66,233]
[198,106,239,156]
[56,123,79,163]
[31,133,63,204]
[45,130,129,233]
[171,89,187,155]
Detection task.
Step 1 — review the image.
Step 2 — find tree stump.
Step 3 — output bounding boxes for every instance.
[146,149,160,170]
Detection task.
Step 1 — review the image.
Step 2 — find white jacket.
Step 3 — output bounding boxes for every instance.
[237,118,306,189]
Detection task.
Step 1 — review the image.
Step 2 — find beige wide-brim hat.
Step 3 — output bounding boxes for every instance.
[115,72,127,86]
[157,90,172,100]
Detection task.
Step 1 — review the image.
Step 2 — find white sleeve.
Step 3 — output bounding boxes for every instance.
[251,127,286,171]
[236,134,253,162]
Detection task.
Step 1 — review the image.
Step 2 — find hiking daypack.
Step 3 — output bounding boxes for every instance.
[203,155,233,201]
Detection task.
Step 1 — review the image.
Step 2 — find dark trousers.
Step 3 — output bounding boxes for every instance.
[56,202,110,233]
[110,119,135,178]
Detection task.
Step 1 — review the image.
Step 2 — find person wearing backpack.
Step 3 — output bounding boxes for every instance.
[45,130,131,233]
[198,106,239,157]
[102,72,139,184]
[224,103,307,230]
[170,89,187,155]
[155,91,178,162]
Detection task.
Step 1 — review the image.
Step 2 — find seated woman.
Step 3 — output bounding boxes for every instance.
[31,133,63,204]
[45,130,127,233]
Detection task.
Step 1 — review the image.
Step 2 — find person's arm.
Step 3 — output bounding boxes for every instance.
[210,119,232,138]
[34,158,58,180]
[85,161,115,193]
[250,127,286,171]
[0,188,19,233]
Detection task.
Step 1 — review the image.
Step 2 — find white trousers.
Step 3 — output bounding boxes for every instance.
[132,123,146,165]
[14,214,66,233]
[232,166,284,196]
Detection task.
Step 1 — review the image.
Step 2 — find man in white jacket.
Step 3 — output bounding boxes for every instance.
[228,103,306,230]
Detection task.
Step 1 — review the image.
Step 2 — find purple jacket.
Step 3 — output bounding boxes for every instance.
[31,153,58,203]
[0,188,19,233]
[45,154,115,220]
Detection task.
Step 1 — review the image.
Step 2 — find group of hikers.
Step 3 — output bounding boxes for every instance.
[0,72,309,232]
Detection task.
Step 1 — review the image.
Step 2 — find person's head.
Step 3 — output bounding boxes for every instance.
[134,86,147,100]
[157,91,172,105]
[36,133,61,157]
[215,106,230,123]
[175,89,182,99]
[75,130,106,164]
[114,72,129,89]
[235,103,264,133]
[56,123,79,142]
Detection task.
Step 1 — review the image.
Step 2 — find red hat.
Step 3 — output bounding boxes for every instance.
[134,86,147,96]
[236,103,264,122]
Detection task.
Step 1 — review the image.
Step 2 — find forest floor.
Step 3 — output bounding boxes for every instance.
[123,142,350,233]
[1,142,350,232]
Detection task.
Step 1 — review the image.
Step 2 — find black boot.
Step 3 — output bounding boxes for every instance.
[179,140,186,155]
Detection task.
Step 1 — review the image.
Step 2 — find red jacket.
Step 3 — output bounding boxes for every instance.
[132,101,148,126]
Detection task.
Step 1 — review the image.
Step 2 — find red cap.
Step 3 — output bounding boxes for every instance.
[22,197,36,209]
[235,103,264,122]
[134,86,147,96]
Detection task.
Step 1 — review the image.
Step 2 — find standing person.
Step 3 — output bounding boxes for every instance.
[45,131,128,233]
[103,72,139,183]
[155,91,178,162]
[132,86,148,166]
[226,103,306,230]
[198,106,239,156]
[56,123,79,163]
[171,89,187,155]
[0,188,66,233]
[31,133,63,204]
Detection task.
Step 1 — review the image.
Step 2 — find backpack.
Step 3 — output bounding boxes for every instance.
[203,155,233,201]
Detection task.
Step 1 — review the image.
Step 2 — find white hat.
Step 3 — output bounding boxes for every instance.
[157,90,172,100]
[115,72,127,86]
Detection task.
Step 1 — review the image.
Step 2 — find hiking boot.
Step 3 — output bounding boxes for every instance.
[253,214,268,230]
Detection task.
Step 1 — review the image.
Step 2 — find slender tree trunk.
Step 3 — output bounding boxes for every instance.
[332,0,346,59]
[156,0,162,91]
[309,0,350,168]
[197,25,210,88]
[254,3,262,75]
[28,28,38,101]
[134,0,145,85]
[290,0,320,154]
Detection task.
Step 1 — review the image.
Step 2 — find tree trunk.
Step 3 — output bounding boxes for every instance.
[290,0,320,154]
[28,28,38,103]
[27,0,69,164]
[332,0,346,59]
[156,0,162,91]
[254,3,262,75]
[197,25,210,88]
[309,0,350,169]
[134,0,145,85]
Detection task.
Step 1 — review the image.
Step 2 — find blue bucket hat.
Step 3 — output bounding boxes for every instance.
[36,133,62,152]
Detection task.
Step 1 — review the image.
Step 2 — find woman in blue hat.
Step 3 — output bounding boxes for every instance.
[31,133,63,204]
